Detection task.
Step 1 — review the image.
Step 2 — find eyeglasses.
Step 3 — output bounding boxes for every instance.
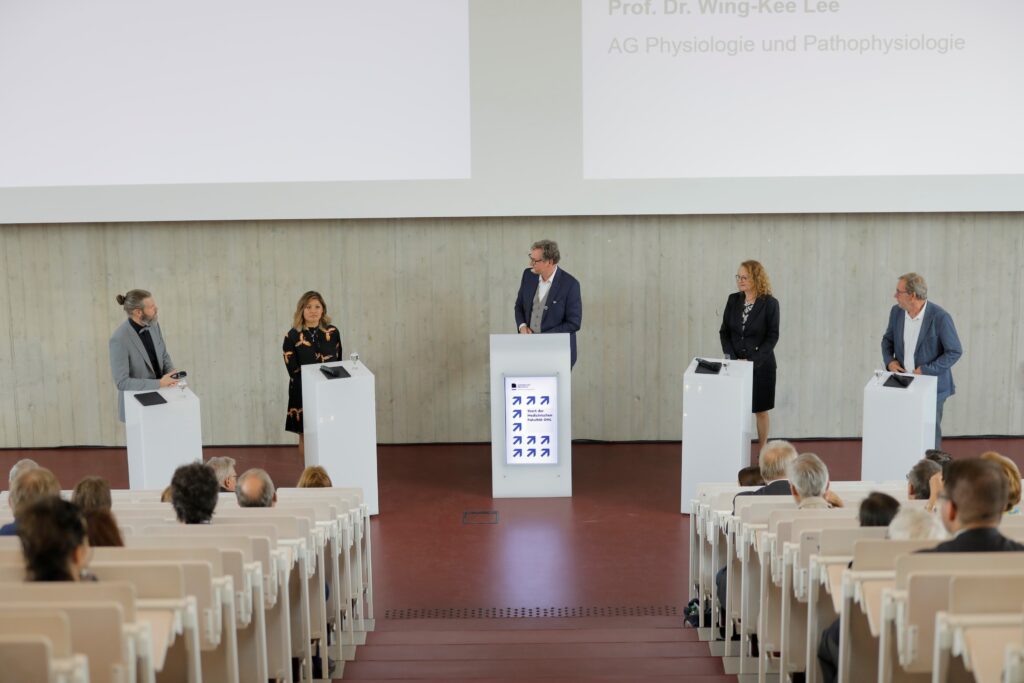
[529,256,545,265]
[894,289,909,296]
[735,275,750,282]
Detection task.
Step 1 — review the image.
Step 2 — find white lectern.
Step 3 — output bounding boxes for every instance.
[302,360,379,515]
[862,371,936,482]
[125,387,202,490]
[681,358,753,513]
[489,334,572,498]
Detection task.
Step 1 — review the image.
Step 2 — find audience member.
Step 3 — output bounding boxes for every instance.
[979,451,1021,514]
[732,440,799,511]
[737,466,764,487]
[206,456,238,492]
[925,458,1024,551]
[170,462,219,524]
[84,508,124,547]
[858,492,900,527]
[924,449,953,468]
[7,458,38,487]
[72,476,112,513]
[237,468,277,508]
[887,508,948,541]
[906,459,941,500]
[17,497,90,582]
[788,453,843,509]
[1,467,61,536]
[297,465,333,488]
[715,441,798,636]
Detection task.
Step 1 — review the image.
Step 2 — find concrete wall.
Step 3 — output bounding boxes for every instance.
[1,212,1021,447]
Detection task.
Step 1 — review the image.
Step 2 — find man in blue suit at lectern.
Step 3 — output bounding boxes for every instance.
[881,272,963,446]
[515,239,583,368]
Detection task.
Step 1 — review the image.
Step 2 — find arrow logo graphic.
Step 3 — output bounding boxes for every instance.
[512,409,522,418]
[512,423,522,432]
[527,449,536,457]
[526,396,536,405]
[541,435,550,444]
[541,448,550,457]
[513,449,522,457]
[527,435,536,444]
[513,436,522,445]
[512,396,522,405]
[540,396,550,405]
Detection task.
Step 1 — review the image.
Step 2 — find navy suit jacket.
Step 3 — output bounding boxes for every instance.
[881,302,962,399]
[514,267,582,367]
[732,478,791,513]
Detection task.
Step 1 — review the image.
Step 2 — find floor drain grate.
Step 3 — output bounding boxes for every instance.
[383,605,680,619]
[462,510,498,524]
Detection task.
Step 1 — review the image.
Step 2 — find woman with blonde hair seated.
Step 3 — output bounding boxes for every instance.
[980,451,1022,515]
[297,466,333,488]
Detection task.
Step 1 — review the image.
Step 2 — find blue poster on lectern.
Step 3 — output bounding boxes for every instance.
[504,376,558,465]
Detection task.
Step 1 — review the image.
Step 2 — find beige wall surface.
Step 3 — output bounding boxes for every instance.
[1,213,1021,448]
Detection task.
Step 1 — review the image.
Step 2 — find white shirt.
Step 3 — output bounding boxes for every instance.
[903,301,927,373]
[536,265,557,306]
[520,266,558,330]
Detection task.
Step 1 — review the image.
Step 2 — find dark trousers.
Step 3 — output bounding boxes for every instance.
[715,566,728,627]
[817,617,840,683]
[935,394,948,447]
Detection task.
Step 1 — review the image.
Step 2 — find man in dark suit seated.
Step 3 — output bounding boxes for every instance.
[921,457,1024,552]
[817,458,1023,683]
[714,440,798,635]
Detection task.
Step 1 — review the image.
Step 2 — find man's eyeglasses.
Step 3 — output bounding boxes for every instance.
[529,256,545,265]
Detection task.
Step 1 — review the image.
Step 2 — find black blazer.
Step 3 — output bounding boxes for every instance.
[514,267,583,367]
[720,292,780,369]
[732,478,791,512]
[918,527,1024,553]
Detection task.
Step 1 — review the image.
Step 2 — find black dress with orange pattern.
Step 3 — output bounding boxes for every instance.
[283,325,342,434]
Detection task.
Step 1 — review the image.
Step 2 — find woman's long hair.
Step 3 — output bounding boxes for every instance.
[291,291,332,331]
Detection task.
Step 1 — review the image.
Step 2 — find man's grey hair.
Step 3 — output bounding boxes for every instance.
[899,272,928,300]
[531,239,560,264]
[206,456,237,488]
[759,440,798,481]
[8,458,38,484]
[236,468,275,508]
[787,453,830,498]
[887,508,947,541]
[907,459,941,500]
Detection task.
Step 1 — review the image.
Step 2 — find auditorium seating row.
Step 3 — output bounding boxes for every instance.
[688,482,1024,683]
[0,487,373,683]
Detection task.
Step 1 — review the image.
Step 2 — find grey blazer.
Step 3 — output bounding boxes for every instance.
[109,319,175,422]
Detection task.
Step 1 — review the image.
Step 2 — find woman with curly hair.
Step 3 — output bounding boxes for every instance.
[720,260,780,453]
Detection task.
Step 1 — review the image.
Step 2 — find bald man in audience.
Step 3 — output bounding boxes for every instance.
[713,440,799,636]
[1,467,61,536]
[236,468,277,508]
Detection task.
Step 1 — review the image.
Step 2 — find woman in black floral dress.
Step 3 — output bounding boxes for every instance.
[283,290,342,455]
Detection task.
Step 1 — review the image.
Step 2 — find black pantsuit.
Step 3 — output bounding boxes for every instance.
[719,292,780,413]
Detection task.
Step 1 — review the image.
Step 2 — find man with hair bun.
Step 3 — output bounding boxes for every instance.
[109,288,178,421]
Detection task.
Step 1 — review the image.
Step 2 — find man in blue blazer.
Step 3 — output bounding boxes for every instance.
[881,272,962,445]
[514,239,582,367]
[109,289,179,422]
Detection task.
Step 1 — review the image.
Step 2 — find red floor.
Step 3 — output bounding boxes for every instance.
[2,437,1021,612]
